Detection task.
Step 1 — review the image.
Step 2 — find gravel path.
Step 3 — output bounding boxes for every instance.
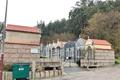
[42,65,120,80]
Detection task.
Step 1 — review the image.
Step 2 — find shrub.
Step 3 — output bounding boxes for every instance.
[115,57,120,64]
[4,64,12,71]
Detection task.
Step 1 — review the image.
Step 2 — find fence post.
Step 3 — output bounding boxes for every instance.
[32,61,36,80]
[39,71,41,79]
[53,67,56,77]
[49,70,50,77]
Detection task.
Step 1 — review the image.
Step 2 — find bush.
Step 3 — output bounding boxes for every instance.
[115,57,120,64]
[4,64,12,71]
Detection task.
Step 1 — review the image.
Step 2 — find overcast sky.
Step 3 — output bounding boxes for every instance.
[0,0,78,26]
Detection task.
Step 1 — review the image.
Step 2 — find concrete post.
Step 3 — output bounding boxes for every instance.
[0,54,3,80]
[32,61,36,80]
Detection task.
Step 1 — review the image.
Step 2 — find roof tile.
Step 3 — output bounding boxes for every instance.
[6,24,40,33]
[92,39,111,45]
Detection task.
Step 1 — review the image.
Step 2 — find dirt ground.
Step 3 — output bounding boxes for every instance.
[42,65,120,80]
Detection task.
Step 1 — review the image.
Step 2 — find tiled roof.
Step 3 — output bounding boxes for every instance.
[92,39,111,45]
[95,48,113,51]
[6,24,40,33]
[5,42,40,46]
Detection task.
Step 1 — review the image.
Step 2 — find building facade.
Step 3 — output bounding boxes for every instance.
[81,38,115,67]
[64,41,75,62]
[41,40,66,60]
[63,37,115,67]
[4,24,41,63]
[75,36,85,62]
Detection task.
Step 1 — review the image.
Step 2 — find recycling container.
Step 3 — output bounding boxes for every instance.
[12,63,30,80]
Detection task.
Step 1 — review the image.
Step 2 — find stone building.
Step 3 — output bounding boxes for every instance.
[63,36,115,67]
[81,38,115,67]
[64,41,75,62]
[4,24,41,63]
[75,36,85,62]
[64,36,85,62]
[41,40,66,60]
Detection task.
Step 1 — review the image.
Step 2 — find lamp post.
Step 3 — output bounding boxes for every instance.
[0,0,8,79]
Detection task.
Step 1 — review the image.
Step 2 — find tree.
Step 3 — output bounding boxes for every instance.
[82,11,120,56]
[37,0,120,45]
[68,0,98,37]
[37,19,74,43]
[68,0,120,37]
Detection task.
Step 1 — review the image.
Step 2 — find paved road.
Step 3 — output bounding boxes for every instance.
[42,65,120,80]
[64,67,82,73]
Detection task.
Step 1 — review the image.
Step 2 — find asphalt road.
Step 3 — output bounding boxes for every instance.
[42,65,120,80]
[64,67,82,73]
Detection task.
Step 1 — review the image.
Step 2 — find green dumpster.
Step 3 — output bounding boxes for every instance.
[12,63,30,80]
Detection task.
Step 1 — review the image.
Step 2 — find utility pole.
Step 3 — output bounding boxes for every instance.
[0,0,8,80]
[2,0,8,52]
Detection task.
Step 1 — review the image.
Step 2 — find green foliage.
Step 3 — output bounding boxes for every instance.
[83,11,120,56]
[37,0,120,55]
[68,0,120,37]
[68,0,97,36]
[41,33,76,44]
[4,64,12,71]
[37,19,76,43]
[115,57,120,64]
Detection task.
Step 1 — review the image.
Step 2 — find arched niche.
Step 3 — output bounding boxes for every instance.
[64,41,75,61]
[75,37,85,61]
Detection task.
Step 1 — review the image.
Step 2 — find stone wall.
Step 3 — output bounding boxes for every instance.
[4,44,39,54]
[3,53,61,66]
[4,43,40,64]
[5,31,40,45]
[4,53,40,64]
[81,49,115,67]
[95,50,115,66]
